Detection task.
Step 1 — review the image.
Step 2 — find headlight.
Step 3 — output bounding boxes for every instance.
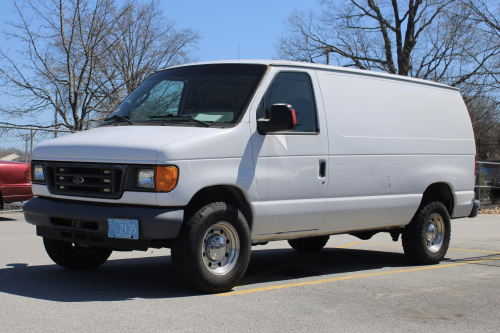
[33,164,45,182]
[137,169,155,188]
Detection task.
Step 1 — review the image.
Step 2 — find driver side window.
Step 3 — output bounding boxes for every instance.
[259,72,318,133]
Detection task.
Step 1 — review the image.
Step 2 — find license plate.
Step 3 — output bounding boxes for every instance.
[108,218,139,240]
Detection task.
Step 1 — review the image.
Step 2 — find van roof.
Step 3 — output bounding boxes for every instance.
[164,59,459,91]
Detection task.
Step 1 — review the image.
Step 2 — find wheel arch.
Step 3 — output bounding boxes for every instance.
[421,182,455,216]
[184,185,254,231]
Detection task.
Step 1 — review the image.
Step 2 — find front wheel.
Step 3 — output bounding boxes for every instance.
[171,202,251,293]
[43,238,113,270]
[402,201,451,265]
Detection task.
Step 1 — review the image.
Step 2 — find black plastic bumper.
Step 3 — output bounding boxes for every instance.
[24,197,184,250]
[469,199,480,218]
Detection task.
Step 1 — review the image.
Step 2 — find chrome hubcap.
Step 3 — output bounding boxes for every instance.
[425,224,437,242]
[206,235,226,261]
[202,221,240,276]
[425,213,445,253]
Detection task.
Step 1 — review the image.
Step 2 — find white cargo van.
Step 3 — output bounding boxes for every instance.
[24,60,479,293]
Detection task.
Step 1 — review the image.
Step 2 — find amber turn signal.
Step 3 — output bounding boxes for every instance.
[155,166,179,192]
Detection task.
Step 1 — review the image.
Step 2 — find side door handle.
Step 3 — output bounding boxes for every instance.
[319,159,326,178]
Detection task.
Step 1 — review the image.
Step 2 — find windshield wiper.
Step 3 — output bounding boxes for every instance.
[149,114,210,127]
[104,115,134,125]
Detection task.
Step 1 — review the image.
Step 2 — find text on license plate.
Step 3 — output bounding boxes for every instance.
[108,218,139,240]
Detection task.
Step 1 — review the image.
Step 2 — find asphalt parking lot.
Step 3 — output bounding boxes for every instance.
[1,212,499,332]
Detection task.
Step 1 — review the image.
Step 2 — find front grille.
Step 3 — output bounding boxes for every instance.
[44,162,127,199]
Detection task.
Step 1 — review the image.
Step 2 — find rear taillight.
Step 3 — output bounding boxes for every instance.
[291,109,297,126]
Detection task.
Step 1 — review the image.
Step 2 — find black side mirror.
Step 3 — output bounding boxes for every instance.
[257,103,296,134]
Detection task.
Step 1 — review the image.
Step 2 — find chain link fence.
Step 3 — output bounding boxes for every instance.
[1,125,72,212]
[0,125,71,162]
[475,161,500,207]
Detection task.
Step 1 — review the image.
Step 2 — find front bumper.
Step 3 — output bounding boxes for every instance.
[24,197,184,250]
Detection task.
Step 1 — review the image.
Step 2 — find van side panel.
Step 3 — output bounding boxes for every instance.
[315,70,475,230]
[316,72,476,155]
[319,155,473,232]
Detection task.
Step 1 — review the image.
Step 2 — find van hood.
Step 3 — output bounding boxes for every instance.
[33,126,218,164]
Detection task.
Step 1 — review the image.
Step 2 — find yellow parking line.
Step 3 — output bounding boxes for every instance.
[219,256,500,296]
[449,248,500,254]
[336,241,359,248]
[236,241,358,287]
[362,242,399,247]
[360,242,500,254]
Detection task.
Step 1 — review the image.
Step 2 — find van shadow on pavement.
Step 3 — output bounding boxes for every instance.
[0,216,17,222]
[0,247,413,301]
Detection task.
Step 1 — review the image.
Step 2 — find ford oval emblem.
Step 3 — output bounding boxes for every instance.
[73,176,84,184]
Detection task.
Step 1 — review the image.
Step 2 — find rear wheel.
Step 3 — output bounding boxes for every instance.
[288,235,330,252]
[171,202,251,293]
[43,238,113,270]
[402,201,451,265]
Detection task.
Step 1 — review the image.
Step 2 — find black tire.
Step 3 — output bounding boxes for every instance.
[288,235,330,252]
[43,238,113,270]
[402,201,451,265]
[171,202,251,294]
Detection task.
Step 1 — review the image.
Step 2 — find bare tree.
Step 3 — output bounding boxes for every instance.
[0,0,131,131]
[459,0,500,91]
[277,0,500,160]
[465,95,500,160]
[107,0,199,96]
[276,0,500,88]
[456,0,500,160]
[87,0,199,124]
[463,0,500,34]
[0,0,199,131]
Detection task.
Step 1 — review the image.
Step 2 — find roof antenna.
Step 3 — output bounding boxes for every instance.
[281,32,283,60]
[238,44,240,60]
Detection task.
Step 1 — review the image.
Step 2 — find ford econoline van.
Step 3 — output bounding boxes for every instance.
[24,60,479,293]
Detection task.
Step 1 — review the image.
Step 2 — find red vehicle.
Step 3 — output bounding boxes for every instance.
[0,161,34,209]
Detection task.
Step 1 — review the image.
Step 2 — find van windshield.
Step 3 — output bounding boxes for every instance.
[104,64,268,126]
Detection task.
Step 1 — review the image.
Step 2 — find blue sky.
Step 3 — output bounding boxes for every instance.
[0,0,322,125]
[159,0,321,61]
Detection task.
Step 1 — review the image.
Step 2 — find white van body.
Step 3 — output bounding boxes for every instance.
[24,60,478,292]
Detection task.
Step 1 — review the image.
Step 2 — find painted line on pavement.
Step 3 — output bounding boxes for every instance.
[219,256,500,296]
[362,241,500,254]
[449,248,500,254]
[236,241,358,287]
